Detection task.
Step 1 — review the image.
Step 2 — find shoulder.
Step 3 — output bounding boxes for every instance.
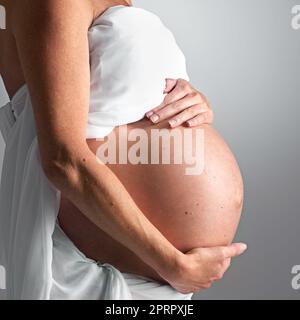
[10,0,95,35]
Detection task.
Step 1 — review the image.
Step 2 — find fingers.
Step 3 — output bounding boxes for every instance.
[162,78,193,106]
[208,243,247,282]
[149,91,204,124]
[173,243,247,294]
[211,258,231,281]
[145,78,192,119]
[178,281,213,294]
[145,79,214,128]
[164,78,177,94]
[186,113,207,127]
[187,109,214,127]
[193,280,214,292]
[202,243,246,282]
[219,243,248,260]
[200,281,213,289]
[222,258,231,271]
[168,104,207,128]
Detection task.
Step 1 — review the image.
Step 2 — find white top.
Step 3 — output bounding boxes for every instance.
[0,5,192,300]
[87,5,189,138]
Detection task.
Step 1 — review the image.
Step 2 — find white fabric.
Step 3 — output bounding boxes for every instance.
[87,5,189,138]
[0,5,193,300]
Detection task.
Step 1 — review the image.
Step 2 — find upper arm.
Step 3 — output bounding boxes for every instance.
[11,0,94,166]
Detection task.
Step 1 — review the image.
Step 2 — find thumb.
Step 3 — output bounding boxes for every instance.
[163,78,177,94]
[221,243,248,259]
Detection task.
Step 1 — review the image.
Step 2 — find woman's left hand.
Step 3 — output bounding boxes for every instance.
[145,78,214,128]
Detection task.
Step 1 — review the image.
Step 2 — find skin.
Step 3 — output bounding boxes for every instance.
[59,119,244,284]
[0,0,247,294]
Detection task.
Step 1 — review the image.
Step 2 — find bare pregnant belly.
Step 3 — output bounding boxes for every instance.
[58,119,244,283]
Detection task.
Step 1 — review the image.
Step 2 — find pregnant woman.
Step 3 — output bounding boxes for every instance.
[0,0,246,299]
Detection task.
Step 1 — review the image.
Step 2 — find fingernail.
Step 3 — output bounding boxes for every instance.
[150,114,159,123]
[146,111,153,118]
[239,243,248,251]
[169,119,177,127]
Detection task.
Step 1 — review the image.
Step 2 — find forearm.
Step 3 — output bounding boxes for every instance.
[45,144,181,275]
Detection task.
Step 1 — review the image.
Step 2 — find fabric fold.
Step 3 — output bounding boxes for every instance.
[0,86,133,299]
[0,86,58,299]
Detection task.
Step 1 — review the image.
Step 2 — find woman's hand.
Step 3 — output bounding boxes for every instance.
[145,78,214,128]
[159,243,247,294]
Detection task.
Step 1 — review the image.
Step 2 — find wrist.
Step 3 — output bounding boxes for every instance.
[156,248,185,281]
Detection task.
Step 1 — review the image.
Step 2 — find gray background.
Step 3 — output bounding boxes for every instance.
[1,0,300,299]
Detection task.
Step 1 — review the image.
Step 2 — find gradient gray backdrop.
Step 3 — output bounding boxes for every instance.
[1,0,299,299]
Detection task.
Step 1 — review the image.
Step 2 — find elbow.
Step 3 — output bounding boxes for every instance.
[41,148,83,189]
[42,159,73,186]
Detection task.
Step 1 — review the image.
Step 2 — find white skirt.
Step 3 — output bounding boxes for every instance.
[0,85,193,300]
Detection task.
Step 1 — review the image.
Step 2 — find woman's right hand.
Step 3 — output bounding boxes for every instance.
[160,243,247,294]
